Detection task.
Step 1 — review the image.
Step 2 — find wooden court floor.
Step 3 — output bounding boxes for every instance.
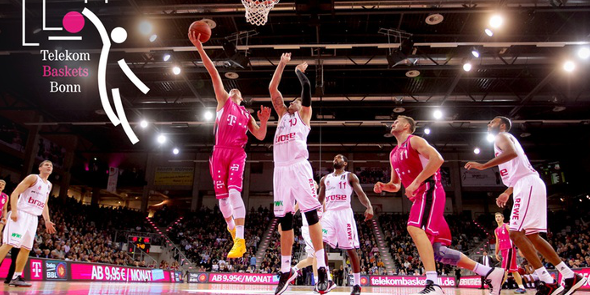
[0,282,588,294]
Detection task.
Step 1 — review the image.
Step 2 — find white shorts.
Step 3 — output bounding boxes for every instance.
[273,159,321,217]
[509,175,547,235]
[3,211,38,250]
[321,208,359,249]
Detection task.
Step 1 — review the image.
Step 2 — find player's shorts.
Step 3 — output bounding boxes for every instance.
[407,178,452,246]
[509,174,547,235]
[321,208,360,250]
[273,159,321,217]
[209,146,246,199]
[3,211,38,250]
[501,248,519,272]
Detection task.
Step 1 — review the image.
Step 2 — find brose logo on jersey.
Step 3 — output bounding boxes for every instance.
[327,195,347,201]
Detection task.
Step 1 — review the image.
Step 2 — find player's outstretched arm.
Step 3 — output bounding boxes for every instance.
[295,62,312,126]
[349,173,373,221]
[373,161,401,194]
[269,53,290,118]
[248,105,271,140]
[189,31,229,109]
[465,133,517,170]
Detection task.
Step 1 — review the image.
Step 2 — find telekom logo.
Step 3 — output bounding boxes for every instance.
[32,261,42,278]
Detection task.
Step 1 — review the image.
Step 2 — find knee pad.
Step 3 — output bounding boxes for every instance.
[433,243,461,266]
[228,189,245,219]
[218,198,233,219]
[279,213,294,231]
[304,210,319,226]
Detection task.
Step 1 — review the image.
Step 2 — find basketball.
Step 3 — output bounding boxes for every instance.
[189,21,211,43]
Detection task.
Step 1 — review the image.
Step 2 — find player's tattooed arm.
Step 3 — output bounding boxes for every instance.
[269,53,290,118]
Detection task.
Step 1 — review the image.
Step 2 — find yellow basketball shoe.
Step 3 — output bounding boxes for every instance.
[227,238,246,259]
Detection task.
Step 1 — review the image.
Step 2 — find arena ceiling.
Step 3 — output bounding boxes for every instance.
[1,0,590,154]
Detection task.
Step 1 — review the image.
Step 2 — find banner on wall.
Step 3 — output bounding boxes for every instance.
[460,166,504,187]
[107,167,119,193]
[154,167,194,186]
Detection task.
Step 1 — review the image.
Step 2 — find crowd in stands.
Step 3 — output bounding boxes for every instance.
[542,209,590,269]
[169,206,272,273]
[23,197,167,268]
[355,167,390,184]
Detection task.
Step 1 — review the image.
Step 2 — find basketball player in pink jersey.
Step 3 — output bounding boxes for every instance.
[269,53,329,295]
[189,32,271,259]
[0,180,9,235]
[374,116,505,295]
[0,160,56,287]
[465,116,587,295]
[494,212,527,293]
[318,154,374,295]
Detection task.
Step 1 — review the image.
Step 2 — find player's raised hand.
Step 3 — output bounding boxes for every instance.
[296,62,308,73]
[464,161,484,170]
[257,105,271,123]
[45,220,56,234]
[364,207,374,221]
[279,53,291,65]
[188,32,203,50]
[373,182,384,193]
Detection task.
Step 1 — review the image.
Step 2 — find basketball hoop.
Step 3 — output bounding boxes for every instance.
[241,0,279,26]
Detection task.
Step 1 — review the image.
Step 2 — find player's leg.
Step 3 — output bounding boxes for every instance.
[4,247,19,284]
[274,165,297,295]
[347,249,362,294]
[8,213,34,287]
[210,151,235,238]
[505,248,526,292]
[293,162,328,291]
[0,211,18,263]
[226,150,248,258]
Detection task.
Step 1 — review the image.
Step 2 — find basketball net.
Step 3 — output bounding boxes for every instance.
[241,0,279,26]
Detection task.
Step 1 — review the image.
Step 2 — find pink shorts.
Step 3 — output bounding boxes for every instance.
[209,146,246,199]
[407,179,452,246]
[501,248,518,272]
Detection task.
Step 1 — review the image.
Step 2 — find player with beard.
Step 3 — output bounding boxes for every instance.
[466,116,587,295]
[374,116,505,295]
[318,154,373,295]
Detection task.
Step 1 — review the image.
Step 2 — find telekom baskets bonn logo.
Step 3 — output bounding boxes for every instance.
[22,0,150,145]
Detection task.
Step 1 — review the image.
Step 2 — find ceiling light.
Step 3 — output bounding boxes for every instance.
[139,21,152,35]
[520,132,531,138]
[425,14,444,25]
[463,62,472,72]
[474,147,481,154]
[424,128,431,135]
[471,48,480,58]
[140,120,148,128]
[173,148,179,155]
[485,29,494,37]
[489,15,503,29]
[149,34,157,42]
[578,47,590,59]
[393,107,405,113]
[563,61,575,72]
[433,110,443,119]
[172,66,181,75]
[204,111,213,121]
[163,54,171,61]
[157,135,166,144]
[552,106,566,112]
[486,133,495,143]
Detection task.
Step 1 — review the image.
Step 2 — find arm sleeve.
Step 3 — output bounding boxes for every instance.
[295,69,312,107]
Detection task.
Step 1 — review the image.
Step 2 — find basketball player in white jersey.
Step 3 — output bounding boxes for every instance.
[0,160,56,287]
[465,116,587,295]
[318,154,373,295]
[269,53,329,295]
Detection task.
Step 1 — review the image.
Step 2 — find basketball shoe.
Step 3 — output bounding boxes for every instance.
[227,238,246,258]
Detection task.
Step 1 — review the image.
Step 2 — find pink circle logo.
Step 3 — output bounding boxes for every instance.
[63,11,85,33]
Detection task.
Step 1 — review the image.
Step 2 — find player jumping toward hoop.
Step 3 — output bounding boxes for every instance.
[189,31,271,259]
